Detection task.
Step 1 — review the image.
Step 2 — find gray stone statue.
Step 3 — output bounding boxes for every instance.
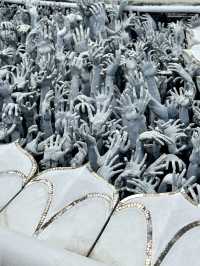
[1,0,200,196]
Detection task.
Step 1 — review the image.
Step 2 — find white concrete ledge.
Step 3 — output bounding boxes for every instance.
[2,0,200,13]
[125,4,200,12]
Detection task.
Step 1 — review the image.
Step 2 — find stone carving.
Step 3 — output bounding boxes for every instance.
[1,146,200,266]
[0,0,200,198]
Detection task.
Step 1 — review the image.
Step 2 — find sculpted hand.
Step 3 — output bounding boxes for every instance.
[163,154,186,173]
[73,25,90,53]
[41,90,54,119]
[25,131,45,156]
[10,58,33,91]
[168,63,194,85]
[159,169,196,192]
[0,122,16,141]
[88,94,112,136]
[0,79,12,99]
[88,3,107,39]
[42,135,67,166]
[121,151,147,179]
[105,130,130,160]
[70,141,88,168]
[126,175,160,194]
[155,119,187,154]
[139,129,173,146]
[186,184,200,205]
[97,154,123,182]
[144,154,167,177]
[74,95,95,114]
[2,103,20,120]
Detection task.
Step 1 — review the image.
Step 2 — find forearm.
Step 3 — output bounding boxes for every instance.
[181,70,194,85]
[40,117,53,138]
[91,66,101,97]
[29,12,38,29]
[123,117,146,149]
[158,175,171,192]
[10,127,22,142]
[118,0,128,18]
[148,98,168,121]
[57,28,67,52]
[0,96,12,116]
[81,81,91,97]
[146,76,161,102]
[106,27,116,37]
[8,123,16,134]
[187,162,200,179]
[40,86,49,114]
[24,115,37,129]
[168,143,178,155]
[105,74,115,90]
[135,139,145,162]
[187,151,200,178]
[87,142,100,172]
[69,75,80,102]
[179,106,189,125]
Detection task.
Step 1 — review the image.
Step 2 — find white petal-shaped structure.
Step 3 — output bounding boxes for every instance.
[191,44,200,62]
[0,143,37,212]
[38,193,114,256]
[159,225,200,266]
[0,142,37,179]
[1,156,200,266]
[0,172,24,210]
[0,179,52,235]
[90,192,200,266]
[0,163,118,256]
[0,228,111,266]
[90,202,151,266]
[37,165,117,220]
[0,191,115,256]
[3,146,200,266]
[121,192,200,265]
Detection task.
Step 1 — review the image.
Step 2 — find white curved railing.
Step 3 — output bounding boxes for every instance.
[2,0,200,13]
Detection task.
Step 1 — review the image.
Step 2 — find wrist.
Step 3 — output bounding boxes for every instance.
[72,73,79,78]
[42,112,51,121]
[168,143,177,154]
[144,74,155,79]
[190,150,200,164]
[93,65,101,72]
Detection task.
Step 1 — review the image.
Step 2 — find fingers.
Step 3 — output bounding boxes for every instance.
[112,169,124,177]
[171,160,176,173]
[55,134,61,146]
[140,153,147,167]
[113,163,124,170]
[179,168,186,179]
[108,154,119,166]
[154,136,165,146]
[50,135,54,147]
[188,185,198,203]
[73,25,90,44]
[3,103,19,118]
